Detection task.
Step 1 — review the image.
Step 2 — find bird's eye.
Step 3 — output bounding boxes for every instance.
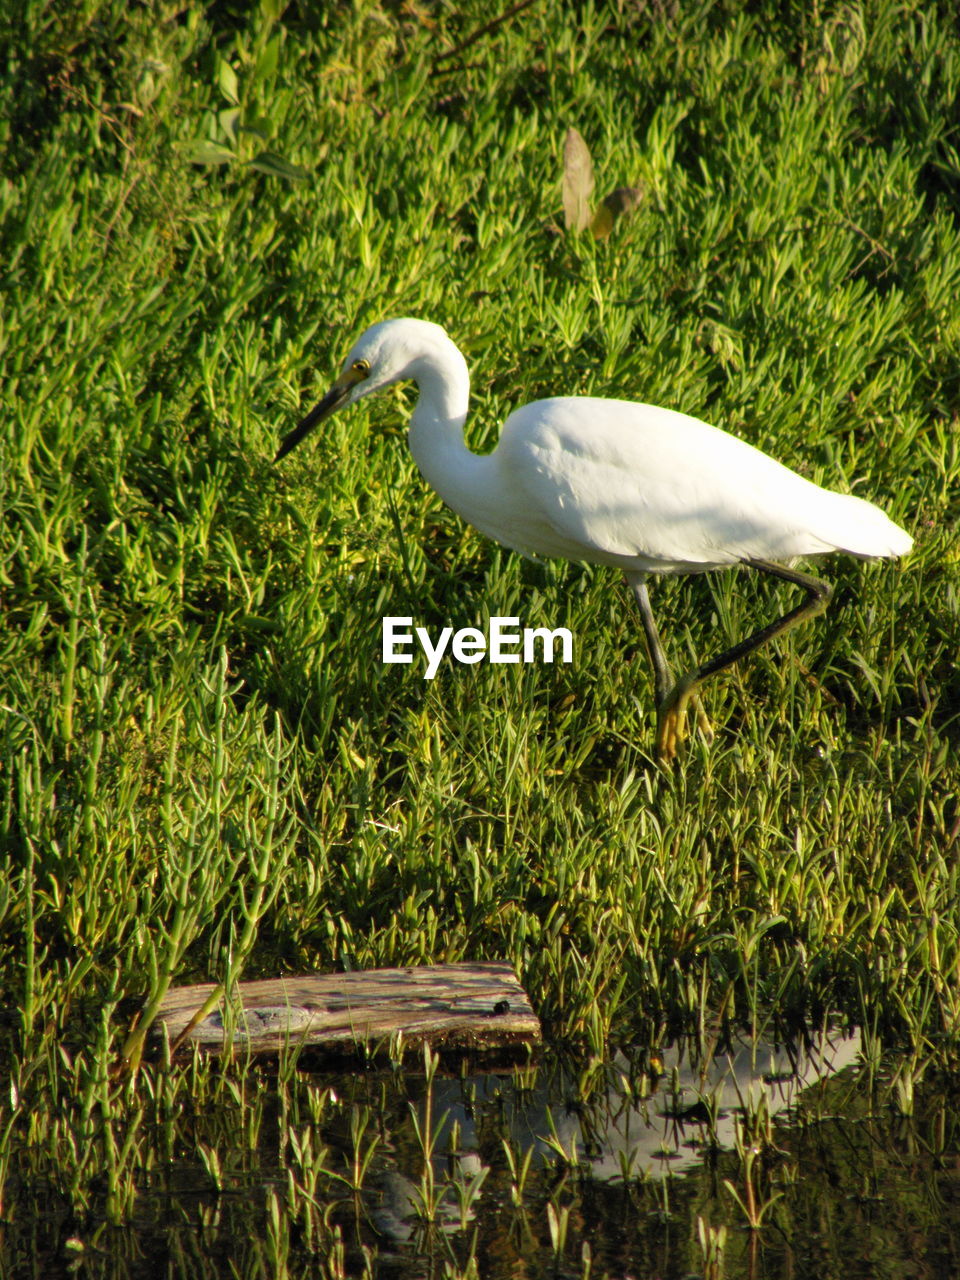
[352,359,370,376]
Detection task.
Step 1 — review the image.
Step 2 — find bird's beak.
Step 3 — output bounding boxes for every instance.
[274,366,365,462]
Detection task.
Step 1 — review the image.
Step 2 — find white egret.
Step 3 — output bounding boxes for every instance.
[276,318,912,761]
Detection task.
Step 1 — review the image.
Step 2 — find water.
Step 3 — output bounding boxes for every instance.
[7,1029,960,1278]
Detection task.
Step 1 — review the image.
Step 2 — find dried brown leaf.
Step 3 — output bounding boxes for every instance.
[562,127,595,231]
[591,185,645,239]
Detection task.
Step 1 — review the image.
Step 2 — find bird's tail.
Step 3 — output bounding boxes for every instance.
[829,491,913,559]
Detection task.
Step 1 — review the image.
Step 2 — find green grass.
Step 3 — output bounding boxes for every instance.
[1,0,960,1259]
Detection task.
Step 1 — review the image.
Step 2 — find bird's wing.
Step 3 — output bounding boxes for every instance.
[500,398,824,568]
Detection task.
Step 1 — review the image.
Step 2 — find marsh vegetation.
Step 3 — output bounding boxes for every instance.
[1,0,959,1272]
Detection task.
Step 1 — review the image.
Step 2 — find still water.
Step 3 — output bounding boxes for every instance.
[7,1029,960,1278]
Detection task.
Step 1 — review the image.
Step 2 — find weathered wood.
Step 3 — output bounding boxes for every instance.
[154,962,540,1059]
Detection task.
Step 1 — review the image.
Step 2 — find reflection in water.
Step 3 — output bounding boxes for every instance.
[447,1026,864,1184]
[6,1029,960,1279]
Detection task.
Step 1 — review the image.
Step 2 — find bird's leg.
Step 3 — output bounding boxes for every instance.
[656,559,833,761]
[656,673,709,763]
[629,577,672,706]
[627,575,714,755]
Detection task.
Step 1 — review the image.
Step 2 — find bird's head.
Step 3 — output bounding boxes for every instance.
[274,317,452,461]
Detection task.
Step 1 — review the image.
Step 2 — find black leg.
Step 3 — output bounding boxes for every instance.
[627,575,673,706]
[657,559,833,761]
[626,572,715,754]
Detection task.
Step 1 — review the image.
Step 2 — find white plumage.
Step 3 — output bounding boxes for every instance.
[490,397,910,571]
[277,317,912,760]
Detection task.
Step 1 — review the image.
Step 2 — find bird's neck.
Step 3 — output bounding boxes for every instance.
[405,344,489,514]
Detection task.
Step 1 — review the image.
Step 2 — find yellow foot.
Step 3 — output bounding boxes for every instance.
[656,704,683,763]
[655,683,712,762]
[692,693,714,744]
[656,687,691,762]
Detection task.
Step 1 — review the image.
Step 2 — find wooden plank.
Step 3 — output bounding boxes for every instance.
[154,962,540,1059]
